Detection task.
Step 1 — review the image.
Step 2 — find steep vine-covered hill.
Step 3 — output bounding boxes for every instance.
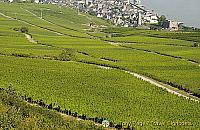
[0,2,200,130]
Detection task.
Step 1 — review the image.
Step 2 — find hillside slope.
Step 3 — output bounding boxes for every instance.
[0,2,200,130]
[0,87,103,130]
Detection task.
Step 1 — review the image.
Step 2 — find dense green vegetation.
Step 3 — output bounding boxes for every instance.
[123,43,200,63]
[102,27,200,43]
[0,2,200,129]
[1,56,200,129]
[0,87,102,130]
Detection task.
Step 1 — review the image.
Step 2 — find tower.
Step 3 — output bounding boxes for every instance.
[137,11,142,26]
[85,0,89,6]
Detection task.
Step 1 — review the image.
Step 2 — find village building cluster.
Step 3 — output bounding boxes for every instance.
[57,0,180,30]
[69,0,160,27]
[6,0,180,30]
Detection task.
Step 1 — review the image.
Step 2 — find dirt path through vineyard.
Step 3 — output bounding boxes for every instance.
[24,33,200,102]
[1,11,199,102]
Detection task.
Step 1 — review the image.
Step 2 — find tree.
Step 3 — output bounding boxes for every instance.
[158,15,167,26]
[48,103,53,109]
[193,42,199,47]
[20,27,29,34]
[58,49,75,61]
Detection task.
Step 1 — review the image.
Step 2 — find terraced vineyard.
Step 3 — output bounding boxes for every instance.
[0,87,102,130]
[0,2,200,129]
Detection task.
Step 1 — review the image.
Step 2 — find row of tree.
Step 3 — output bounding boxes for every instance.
[23,95,135,129]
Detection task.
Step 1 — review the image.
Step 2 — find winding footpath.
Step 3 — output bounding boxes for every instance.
[25,34,37,43]
[0,12,15,20]
[24,32,200,102]
[108,41,200,68]
[0,12,63,36]
[21,7,92,39]
[1,11,199,102]
[26,101,114,129]
[95,64,200,102]
[123,71,199,102]
[21,7,57,26]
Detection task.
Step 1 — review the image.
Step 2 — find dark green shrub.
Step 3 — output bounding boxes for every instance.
[20,27,29,34]
[193,42,199,47]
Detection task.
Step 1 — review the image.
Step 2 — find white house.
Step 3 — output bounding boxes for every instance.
[150,15,158,24]
[35,0,40,3]
[143,11,158,24]
[97,13,103,18]
[169,20,179,31]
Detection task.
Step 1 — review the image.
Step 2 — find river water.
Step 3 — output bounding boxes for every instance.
[141,0,200,28]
